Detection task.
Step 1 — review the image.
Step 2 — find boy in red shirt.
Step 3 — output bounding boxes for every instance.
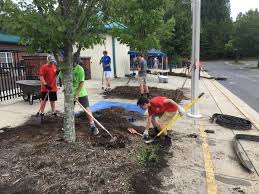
[137,96,185,144]
[38,55,58,117]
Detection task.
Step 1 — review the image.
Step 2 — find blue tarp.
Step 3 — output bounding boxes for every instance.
[74,101,146,116]
[90,101,146,115]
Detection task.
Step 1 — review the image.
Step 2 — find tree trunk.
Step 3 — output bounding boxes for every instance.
[63,44,76,142]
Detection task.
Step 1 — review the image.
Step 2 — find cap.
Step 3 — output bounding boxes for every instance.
[47,55,56,63]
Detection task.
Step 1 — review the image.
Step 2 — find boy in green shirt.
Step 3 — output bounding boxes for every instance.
[60,63,99,135]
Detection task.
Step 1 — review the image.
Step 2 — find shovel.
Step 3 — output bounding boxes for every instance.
[128,128,143,137]
[101,70,104,90]
[30,90,50,125]
[76,100,117,142]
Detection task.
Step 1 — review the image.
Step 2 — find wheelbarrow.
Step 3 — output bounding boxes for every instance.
[16,80,41,105]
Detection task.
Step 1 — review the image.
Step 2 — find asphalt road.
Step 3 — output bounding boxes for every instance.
[203,61,259,113]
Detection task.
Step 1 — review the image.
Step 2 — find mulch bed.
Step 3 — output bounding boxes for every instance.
[0,108,168,194]
[103,86,188,102]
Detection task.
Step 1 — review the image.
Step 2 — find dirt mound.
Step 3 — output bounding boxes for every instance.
[103,86,188,102]
[0,108,168,193]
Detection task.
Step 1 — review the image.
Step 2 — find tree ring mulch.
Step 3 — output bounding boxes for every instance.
[103,86,188,102]
[0,107,169,193]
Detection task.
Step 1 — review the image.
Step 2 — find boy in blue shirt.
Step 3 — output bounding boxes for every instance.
[100,50,112,91]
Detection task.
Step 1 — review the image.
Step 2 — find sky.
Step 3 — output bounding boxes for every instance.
[230,0,259,20]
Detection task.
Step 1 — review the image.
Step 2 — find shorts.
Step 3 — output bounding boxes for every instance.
[41,92,57,101]
[138,76,147,85]
[158,111,177,129]
[104,71,111,79]
[75,96,89,108]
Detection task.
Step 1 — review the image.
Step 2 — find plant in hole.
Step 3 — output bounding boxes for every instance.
[137,144,160,165]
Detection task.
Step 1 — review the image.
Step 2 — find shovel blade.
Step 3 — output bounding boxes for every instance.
[30,115,43,125]
[145,138,156,144]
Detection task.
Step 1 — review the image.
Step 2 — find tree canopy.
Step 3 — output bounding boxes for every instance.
[161,0,192,59]
[107,0,175,52]
[1,0,109,142]
[234,9,259,58]
[200,0,233,59]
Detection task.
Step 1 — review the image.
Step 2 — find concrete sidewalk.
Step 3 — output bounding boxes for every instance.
[0,73,259,193]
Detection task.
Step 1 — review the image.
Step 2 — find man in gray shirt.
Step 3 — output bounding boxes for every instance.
[137,54,149,98]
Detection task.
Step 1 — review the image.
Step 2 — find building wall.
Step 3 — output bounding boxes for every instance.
[77,35,130,80]
[114,37,131,77]
[0,43,26,63]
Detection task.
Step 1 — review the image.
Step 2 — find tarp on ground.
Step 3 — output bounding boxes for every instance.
[90,101,146,115]
[75,101,146,116]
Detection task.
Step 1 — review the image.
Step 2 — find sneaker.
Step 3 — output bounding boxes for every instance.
[143,134,150,140]
[91,126,99,136]
[40,113,44,117]
[35,112,40,117]
[164,135,172,145]
[52,112,58,117]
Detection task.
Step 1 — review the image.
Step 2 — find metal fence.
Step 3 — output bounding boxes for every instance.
[0,62,38,101]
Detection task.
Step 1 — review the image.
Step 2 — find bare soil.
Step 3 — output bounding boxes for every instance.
[103,86,188,102]
[0,108,168,194]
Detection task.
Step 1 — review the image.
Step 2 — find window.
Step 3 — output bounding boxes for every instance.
[0,52,13,64]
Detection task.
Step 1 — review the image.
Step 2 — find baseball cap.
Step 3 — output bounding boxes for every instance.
[47,55,56,63]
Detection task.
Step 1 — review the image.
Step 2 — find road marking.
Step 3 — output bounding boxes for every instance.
[211,80,259,130]
[199,121,218,194]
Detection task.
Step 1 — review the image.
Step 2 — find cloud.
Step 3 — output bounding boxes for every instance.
[230,0,259,20]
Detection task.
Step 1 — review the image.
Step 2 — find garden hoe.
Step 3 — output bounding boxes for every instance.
[76,100,117,143]
[145,93,205,144]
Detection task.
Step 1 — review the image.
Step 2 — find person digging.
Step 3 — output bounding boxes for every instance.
[59,61,99,136]
[137,96,186,145]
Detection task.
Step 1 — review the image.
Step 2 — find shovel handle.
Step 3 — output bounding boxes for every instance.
[135,132,143,137]
[37,90,50,113]
[198,92,205,98]
[77,100,113,138]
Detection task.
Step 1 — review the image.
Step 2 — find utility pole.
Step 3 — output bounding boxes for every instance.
[188,0,202,118]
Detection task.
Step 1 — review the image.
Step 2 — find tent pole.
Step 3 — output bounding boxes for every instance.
[162,57,164,71]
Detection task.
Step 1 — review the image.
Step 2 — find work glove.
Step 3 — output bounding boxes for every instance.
[45,85,52,91]
[178,106,186,116]
[56,70,60,76]
[143,130,149,140]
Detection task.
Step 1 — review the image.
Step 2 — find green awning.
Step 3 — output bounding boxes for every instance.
[0,33,20,44]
